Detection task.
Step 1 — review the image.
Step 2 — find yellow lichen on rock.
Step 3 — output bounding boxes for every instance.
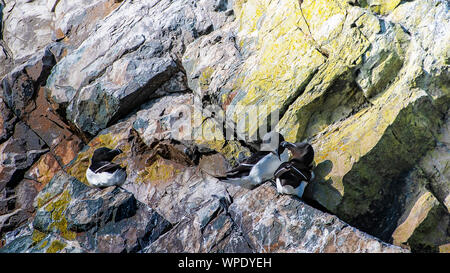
[66,150,91,185]
[36,192,53,209]
[46,240,67,253]
[193,115,251,164]
[199,67,215,93]
[229,0,344,138]
[363,0,401,15]
[392,191,439,246]
[44,190,77,241]
[135,158,183,185]
[38,240,49,250]
[270,0,448,225]
[308,80,427,205]
[439,243,450,253]
[31,229,47,246]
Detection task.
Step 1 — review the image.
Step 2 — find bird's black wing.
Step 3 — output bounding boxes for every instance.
[225,162,254,176]
[91,161,124,174]
[275,160,311,180]
[274,161,292,178]
[288,165,309,181]
[226,151,270,175]
[274,162,302,188]
[241,150,271,165]
[289,160,312,181]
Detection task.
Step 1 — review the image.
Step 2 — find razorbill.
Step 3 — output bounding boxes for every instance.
[218,132,289,189]
[274,141,314,198]
[86,147,127,188]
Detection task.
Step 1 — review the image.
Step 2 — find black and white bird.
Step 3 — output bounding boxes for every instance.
[274,141,315,198]
[86,147,127,188]
[218,132,289,189]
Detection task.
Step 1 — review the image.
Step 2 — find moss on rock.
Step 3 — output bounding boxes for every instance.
[45,240,67,253]
[44,190,77,241]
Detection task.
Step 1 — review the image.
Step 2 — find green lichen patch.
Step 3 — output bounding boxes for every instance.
[135,157,184,185]
[192,117,251,165]
[46,240,67,253]
[362,0,402,15]
[37,239,49,250]
[31,229,47,246]
[44,190,77,241]
[199,66,215,92]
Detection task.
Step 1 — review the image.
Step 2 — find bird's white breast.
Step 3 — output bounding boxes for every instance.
[86,168,126,187]
[249,149,289,180]
[276,178,308,198]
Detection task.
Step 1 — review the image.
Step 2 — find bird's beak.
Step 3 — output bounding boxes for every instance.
[111,148,123,157]
[282,142,298,156]
[275,148,282,160]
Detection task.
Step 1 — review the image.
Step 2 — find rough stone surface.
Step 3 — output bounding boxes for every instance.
[46,0,234,136]
[0,97,16,143]
[1,171,172,253]
[0,121,47,192]
[0,46,83,241]
[52,0,123,49]
[0,0,121,78]
[0,121,47,236]
[145,181,406,253]
[182,0,449,251]
[1,0,448,253]
[56,111,406,253]
[1,48,56,118]
[1,0,54,61]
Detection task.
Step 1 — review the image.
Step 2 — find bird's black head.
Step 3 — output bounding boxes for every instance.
[280,142,314,165]
[91,147,123,163]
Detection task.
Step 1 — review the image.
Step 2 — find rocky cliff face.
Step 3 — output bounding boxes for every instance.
[0,0,448,253]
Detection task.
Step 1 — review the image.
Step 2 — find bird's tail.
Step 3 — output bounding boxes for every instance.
[219,176,256,190]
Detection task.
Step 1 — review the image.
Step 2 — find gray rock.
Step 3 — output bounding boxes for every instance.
[0,234,33,253]
[145,174,407,253]
[183,21,242,107]
[1,0,447,254]
[0,97,17,143]
[52,0,124,48]
[0,122,47,193]
[0,47,56,118]
[32,209,53,233]
[355,22,410,99]
[0,43,13,80]
[1,0,54,61]
[133,93,194,146]
[65,189,138,232]
[8,171,173,253]
[46,0,234,136]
